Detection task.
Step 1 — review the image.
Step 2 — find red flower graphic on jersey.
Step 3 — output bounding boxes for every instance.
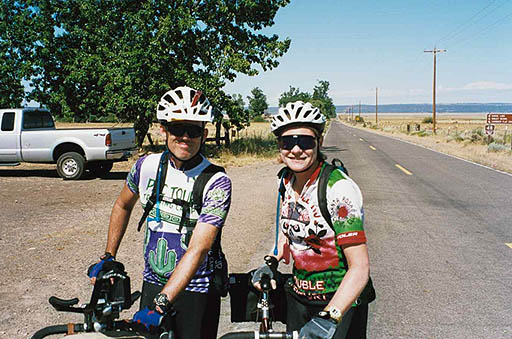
[338,206,349,219]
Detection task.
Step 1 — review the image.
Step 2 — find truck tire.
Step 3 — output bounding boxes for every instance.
[57,152,85,180]
[88,161,113,178]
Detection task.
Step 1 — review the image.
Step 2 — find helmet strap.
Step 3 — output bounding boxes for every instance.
[164,134,205,168]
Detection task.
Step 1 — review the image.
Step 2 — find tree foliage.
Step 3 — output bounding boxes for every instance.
[278,86,311,107]
[0,1,33,107]
[15,0,291,146]
[247,87,268,119]
[278,80,336,118]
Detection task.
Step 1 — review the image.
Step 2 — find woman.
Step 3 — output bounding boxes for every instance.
[252,101,370,339]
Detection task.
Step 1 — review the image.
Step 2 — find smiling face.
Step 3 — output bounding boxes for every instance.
[279,127,321,173]
[160,120,207,164]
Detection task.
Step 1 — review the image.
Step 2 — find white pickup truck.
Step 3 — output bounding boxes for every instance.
[0,107,137,179]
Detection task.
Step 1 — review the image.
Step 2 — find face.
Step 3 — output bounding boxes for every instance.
[160,120,208,161]
[279,127,321,173]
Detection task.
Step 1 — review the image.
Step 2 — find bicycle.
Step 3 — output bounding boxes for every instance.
[31,260,174,339]
[220,273,298,339]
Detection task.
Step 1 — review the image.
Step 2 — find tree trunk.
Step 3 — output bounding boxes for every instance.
[215,121,222,146]
[224,127,230,147]
[134,118,151,149]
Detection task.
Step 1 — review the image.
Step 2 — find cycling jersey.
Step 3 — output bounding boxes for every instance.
[279,162,365,296]
[127,153,232,293]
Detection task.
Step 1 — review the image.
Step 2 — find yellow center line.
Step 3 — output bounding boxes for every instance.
[395,164,413,175]
[506,243,512,249]
[369,145,376,151]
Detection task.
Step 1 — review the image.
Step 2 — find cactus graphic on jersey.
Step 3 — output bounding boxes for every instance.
[149,238,177,282]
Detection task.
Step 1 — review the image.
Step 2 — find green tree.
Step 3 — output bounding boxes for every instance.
[278,86,311,107]
[311,80,336,118]
[278,81,336,118]
[247,87,268,119]
[20,0,291,146]
[0,1,33,107]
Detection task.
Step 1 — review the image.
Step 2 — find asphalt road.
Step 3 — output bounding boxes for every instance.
[322,121,512,338]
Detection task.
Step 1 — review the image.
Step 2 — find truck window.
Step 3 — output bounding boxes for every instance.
[1,112,15,131]
[22,110,55,129]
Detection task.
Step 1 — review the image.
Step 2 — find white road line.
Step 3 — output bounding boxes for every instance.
[359,138,364,141]
[395,164,413,175]
[506,243,512,249]
[369,146,376,151]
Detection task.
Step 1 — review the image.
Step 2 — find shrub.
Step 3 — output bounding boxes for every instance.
[487,142,509,153]
[251,115,266,122]
[422,117,433,124]
[205,133,278,158]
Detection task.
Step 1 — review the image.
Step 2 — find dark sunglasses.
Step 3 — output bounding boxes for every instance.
[167,123,204,138]
[278,135,317,151]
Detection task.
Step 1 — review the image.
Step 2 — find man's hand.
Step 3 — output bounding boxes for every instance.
[252,255,279,291]
[299,317,337,339]
[87,253,115,284]
[132,306,164,332]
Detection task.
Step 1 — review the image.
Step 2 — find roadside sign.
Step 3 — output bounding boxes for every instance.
[485,124,495,136]
[487,113,512,124]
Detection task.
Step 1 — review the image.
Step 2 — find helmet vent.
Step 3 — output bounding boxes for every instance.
[284,109,291,120]
[295,106,303,118]
[163,94,174,104]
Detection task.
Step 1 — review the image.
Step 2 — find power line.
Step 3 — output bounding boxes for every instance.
[437,0,509,45]
[449,11,512,49]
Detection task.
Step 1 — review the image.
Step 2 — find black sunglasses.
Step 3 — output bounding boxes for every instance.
[278,135,317,151]
[167,123,204,138]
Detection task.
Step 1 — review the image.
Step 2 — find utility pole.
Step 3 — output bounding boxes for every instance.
[375,87,378,125]
[424,48,446,134]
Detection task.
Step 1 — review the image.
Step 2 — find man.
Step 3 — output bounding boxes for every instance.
[89,86,232,338]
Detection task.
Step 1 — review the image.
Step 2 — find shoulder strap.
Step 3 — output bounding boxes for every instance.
[318,162,336,230]
[137,152,169,232]
[317,158,349,231]
[277,167,289,201]
[192,164,225,250]
[192,164,225,213]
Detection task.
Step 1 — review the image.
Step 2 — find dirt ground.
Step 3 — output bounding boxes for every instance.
[0,159,287,338]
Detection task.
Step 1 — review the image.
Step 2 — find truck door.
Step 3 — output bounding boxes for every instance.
[0,111,21,162]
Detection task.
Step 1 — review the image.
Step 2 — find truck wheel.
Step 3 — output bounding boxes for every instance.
[88,161,113,178]
[57,152,85,180]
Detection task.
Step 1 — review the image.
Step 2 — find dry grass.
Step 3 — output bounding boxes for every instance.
[342,114,512,173]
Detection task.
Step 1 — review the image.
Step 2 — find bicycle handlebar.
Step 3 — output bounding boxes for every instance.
[31,320,134,339]
[220,331,298,339]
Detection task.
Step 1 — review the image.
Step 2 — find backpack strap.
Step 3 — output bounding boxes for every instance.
[317,162,336,230]
[137,151,169,232]
[192,164,226,250]
[317,158,349,230]
[277,167,289,202]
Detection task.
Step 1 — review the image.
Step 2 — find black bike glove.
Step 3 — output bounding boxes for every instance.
[299,316,337,339]
[251,255,279,285]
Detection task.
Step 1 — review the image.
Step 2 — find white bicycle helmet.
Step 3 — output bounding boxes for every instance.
[157,86,214,123]
[271,101,326,135]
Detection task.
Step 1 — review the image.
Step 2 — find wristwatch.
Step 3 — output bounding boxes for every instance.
[318,306,342,324]
[153,293,171,313]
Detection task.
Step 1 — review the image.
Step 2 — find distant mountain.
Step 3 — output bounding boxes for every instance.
[266,103,512,114]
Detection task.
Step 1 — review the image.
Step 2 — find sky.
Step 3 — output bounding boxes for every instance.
[223,0,512,107]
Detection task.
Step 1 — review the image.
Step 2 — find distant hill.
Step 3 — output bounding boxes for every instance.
[266,103,512,114]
